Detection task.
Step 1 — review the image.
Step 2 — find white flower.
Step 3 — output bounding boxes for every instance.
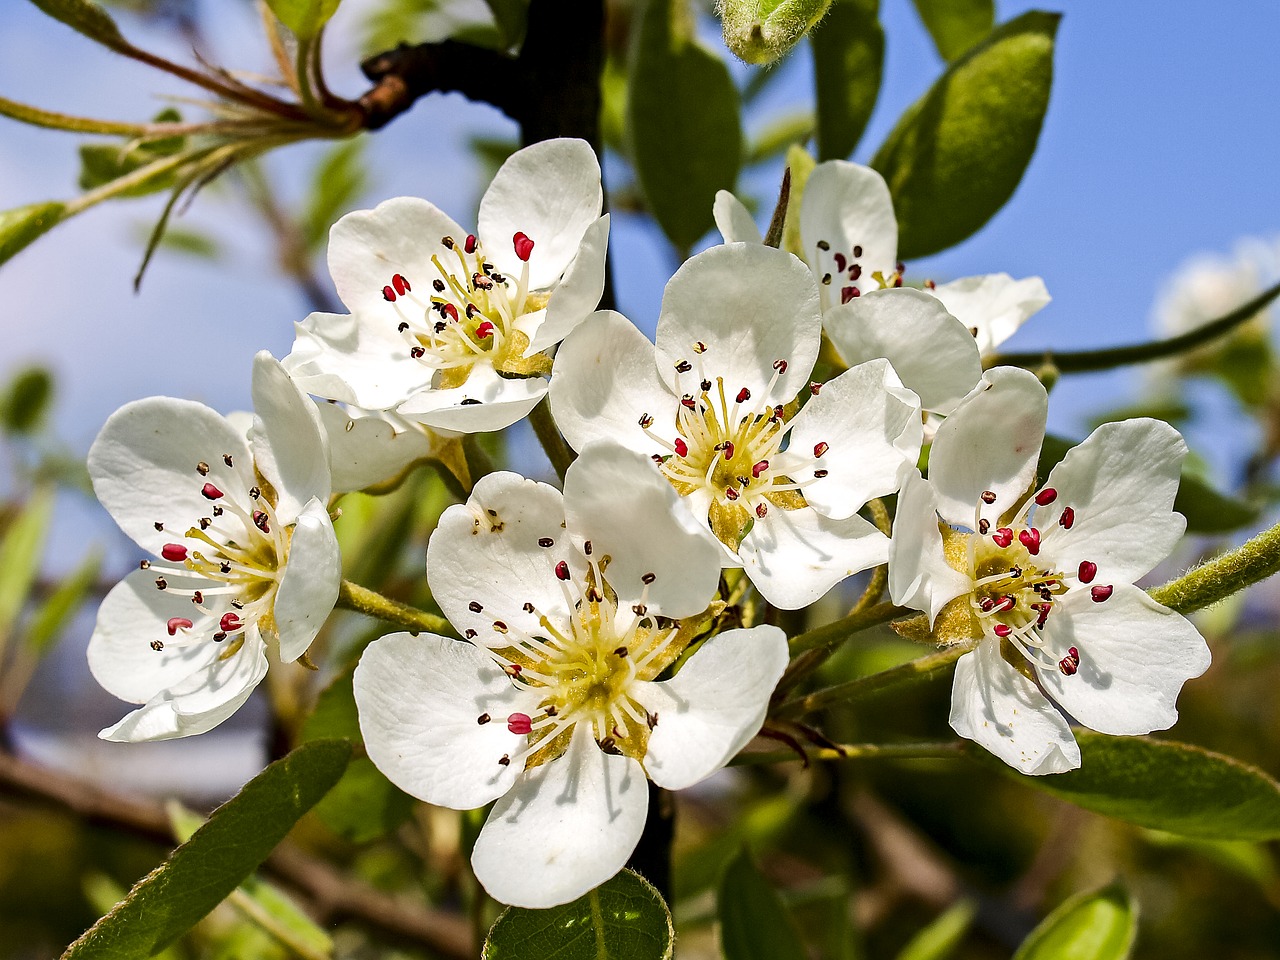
[313,401,455,494]
[86,353,342,742]
[888,367,1211,774]
[354,442,787,908]
[548,243,922,609]
[284,138,609,434]
[714,161,1049,414]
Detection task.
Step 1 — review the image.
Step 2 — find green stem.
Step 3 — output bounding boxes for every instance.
[990,280,1280,373]
[731,740,965,767]
[337,580,453,636]
[777,645,968,719]
[529,397,575,482]
[1150,516,1280,614]
[787,601,905,656]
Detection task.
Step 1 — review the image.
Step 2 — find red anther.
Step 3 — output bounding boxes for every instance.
[513,231,535,261]
[756,503,768,518]
[382,285,396,302]
[465,234,477,254]
[1059,654,1079,676]
[991,527,1014,548]
[724,487,740,501]
[555,560,571,581]
[681,395,697,409]
[979,597,995,612]
[392,274,410,296]
[504,663,522,677]
[993,623,1012,638]
[220,612,243,632]
[1078,560,1097,584]
[1035,487,1057,506]
[736,387,751,404]
[841,286,860,304]
[673,438,689,457]
[1067,646,1079,659]
[772,359,788,373]
[507,713,533,735]
[253,510,270,533]
[981,490,997,504]
[476,320,495,339]
[1018,528,1041,555]
[809,381,822,396]
[833,252,847,273]
[752,459,769,479]
[813,441,829,458]
[166,617,193,636]
[1036,604,1052,628]
[722,441,735,460]
[1059,506,1075,529]
[926,279,936,290]
[201,482,224,500]
[1090,584,1114,603]
[443,303,459,322]
[849,264,862,281]
[638,413,654,428]
[161,543,188,562]
[996,595,1016,612]
[853,244,863,257]
[893,277,903,288]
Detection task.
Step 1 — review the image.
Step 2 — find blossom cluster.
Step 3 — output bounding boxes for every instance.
[86,139,1209,907]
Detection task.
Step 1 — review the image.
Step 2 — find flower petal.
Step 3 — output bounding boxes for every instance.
[284,310,432,410]
[471,722,648,909]
[888,471,972,624]
[929,273,1051,356]
[526,214,610,355]
[655,244,821,407]
[1038,419,1188,584]
[89,397,255,556]
[250,352,331,521]
[1035,583,1210,736]
[800,160,898,302]
[395,362,547,434]
[821,288,982,415]
[427,472,583,644]
[780,358,921,519]
[739,506,888,609]
[713,190,762,244]
[355,631,535,809]
[949,640,1081,775]
[315,403,439,493]
[928,367,1048,529]
[549,310,674,457]
[273,498,341,663]
[478,138,603,291]
[633,624,787,790]
[563,442,723,618]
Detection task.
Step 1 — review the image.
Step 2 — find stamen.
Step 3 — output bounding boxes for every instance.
[1035,488,1057,506]
[1059,507,1075,529]
[1078,560,1097,584]
[201,483,224,500]
[166,617,193,636]
[1018,528,1041,555]
[991,528,1014,548]
[981,490,997,504]
[513,232,535,261]
[161,544,188,562]
[507,713,533,735]
[1090,584,1113,603]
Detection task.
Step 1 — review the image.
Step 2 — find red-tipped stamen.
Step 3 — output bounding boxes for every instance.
[1078,560,1097,584]
[813,441,829,458]
[1090,584,1113,603]
[161,543,188,562]
[751,460,769,479]
[201,483,223,500]
[392,273,410,296]
[736,387,750,404]
[674,438,688,458]
[513,232,535,261]
[507,713,532,735]
[1018,528,1041,555]
[555,560,571,581]
[382,285,396,302]
[167,617,193,636]
[465,234,477,254]
[1034,487,1057,506]
[220,612,243,632]
[1059,506,1075,529]
[992,527,1014,548]
[476,320,495,339]
[993,623,1012,638]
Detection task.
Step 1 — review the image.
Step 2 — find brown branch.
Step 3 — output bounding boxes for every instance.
[357,41,520,130]
[0,750,471,959]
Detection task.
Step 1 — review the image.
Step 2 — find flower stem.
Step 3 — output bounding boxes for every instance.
[731,739,965,766]
[336,580,452,636]
[787,601,906,656]
[777,645,970,719]
[528,397,575,482]
[1149,516,1280,614]
[990,280,1280,373]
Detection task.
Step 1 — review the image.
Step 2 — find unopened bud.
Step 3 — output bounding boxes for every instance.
[719,0,834,65]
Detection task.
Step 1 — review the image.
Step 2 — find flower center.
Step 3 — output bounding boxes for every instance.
[811,237,905,310]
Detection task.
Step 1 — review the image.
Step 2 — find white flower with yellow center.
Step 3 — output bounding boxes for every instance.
[86,353,341,741]
[354,443,787,908]
[284,138,609,434]
[889,367,1211,774]
[549,243,922,608]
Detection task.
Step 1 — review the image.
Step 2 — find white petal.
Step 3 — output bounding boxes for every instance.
[354,632,535,809]
[888,471,971,625]
[427,472,583,644]
[273,498,341,663]
[655,244,821,407]
[284,310,432,410]
[739,506,888,609]
[250,352,331,521]
[821,288,982,415]
[713,190,763,244]
[548,310,673,457]
[395,362,547,434]
[478,138,603,291]
[89,397,255,556]
[1035,584,1210,736]
[563,442,723,618]
[526,214,610,355]
[471,723,648,909]
[929,273,1051,356]
[633,624,787,790]
[315,403,438,493]
[781,358,921,520]
[800,161,898,298]
[1038,419,1188,584]
[949,641,1081,775]
[328,196,467,317]
[928,367,1048,529]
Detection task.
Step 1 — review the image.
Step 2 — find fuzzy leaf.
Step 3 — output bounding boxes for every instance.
[811,0,883,160]
[1012,883,1136,960]
[910,0,993,61]
[717,849,808,960]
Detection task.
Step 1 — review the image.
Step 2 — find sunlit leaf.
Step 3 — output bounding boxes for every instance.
[265,0,343,38]
[895,899,976,960]
[910,0,993,61]
[1012,882,1136,960]
[811,0,883,160]
[27,0,129,51]
[0,487,55,651]
[0,201,67,267]
[24,548,102,658]
[717,849,807,960]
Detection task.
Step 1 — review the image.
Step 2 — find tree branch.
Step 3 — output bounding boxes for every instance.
[357,41,520,130]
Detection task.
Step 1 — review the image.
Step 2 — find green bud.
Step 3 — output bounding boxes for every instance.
[720,0,834,65]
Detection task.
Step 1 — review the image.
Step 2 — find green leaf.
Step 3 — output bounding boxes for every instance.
[0,366,54,436]
[265,0,343,38]
[811,0,884,161]
[61,739,351,960]
[483,869,673,960]
[24,548,102,658]
[717,849,807,960]
[628,0,742,253]
[0,487,55,651]
[300,667,414,842]
[995,733,1280,842]
[895,899,976,960]
[78,114,187,197]
[483,0,528,47]
[302,139,368,252]
[1012,883,1136,960]
[871,11,1058,259]
[27,0,128,51]
[747,112,815,166]
[909,0,993,61]
[0,201,67,267]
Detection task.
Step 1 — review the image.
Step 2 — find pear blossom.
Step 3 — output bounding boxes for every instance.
[86,353,342,741]
[548,243,922,608]
[713,161,1049,414]
[284,138,609,434]
[354,442,787,908]
[888,367,1211,774]
[314,401,459,493]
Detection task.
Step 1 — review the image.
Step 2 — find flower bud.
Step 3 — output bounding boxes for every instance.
[719,0,833,65]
